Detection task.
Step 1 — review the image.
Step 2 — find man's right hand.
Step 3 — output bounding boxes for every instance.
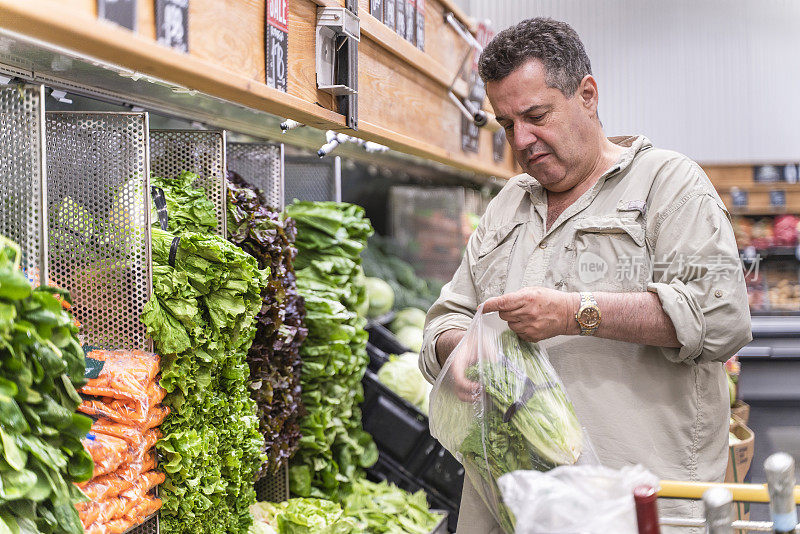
[436,329,482,402]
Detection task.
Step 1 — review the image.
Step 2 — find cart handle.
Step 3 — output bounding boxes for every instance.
[659,479,800,504]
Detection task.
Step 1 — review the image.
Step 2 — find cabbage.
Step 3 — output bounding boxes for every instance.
[395,326,423,353]
[365,277,394,318]
[390,307,427,333]
[377,353,432,415]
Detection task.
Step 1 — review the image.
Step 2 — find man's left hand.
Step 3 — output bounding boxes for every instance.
[482,287,579,342]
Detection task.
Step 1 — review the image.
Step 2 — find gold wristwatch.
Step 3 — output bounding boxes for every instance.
[575,292,601,336]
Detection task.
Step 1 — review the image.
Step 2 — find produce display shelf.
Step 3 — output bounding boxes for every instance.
[0,83,47,285]
[45,111,152,352]
[227,142,284,210]
[255,462,290,503]
[124,513,158,534]
[284,155,341,204]
[150,129,227,236]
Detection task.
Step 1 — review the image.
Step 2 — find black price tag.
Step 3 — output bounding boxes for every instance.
[395,0,406,37]
[156,0,189,53]
[266,0,289,92]
[370,0,382,20]
[461,71,481,153]
[493,130,506,162]
[384,0,395,31]
[98,0,137,31]
[753,165,782,183]
[770,189,786,209]
[730,188,748,208]
[405,0,415,43]
[151,186,170,231]
[784,164,799,184]
[415,0,425,50]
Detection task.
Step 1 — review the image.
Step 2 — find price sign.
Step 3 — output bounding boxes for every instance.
[156,0,189,53]
[266,0,288,92]
[98,0,137,31]
[370,0,382,20]
[753,164,782,183]
[460,71,481,153]
[784,164,799,184]
[730,187,748,209]
[770,189,786,209]
[415,0,425,50]
[383,0,395,31]
[405,0,415,43]
[493,130,506,162]
[395,0,406,38]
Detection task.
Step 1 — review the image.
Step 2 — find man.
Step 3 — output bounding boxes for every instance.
[420,18,752,534]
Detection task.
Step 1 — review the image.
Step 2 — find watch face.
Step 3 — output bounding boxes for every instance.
[579,307,600,327]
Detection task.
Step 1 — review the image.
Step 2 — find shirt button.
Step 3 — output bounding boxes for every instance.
[714,289,723,298]
[539,241,548,249]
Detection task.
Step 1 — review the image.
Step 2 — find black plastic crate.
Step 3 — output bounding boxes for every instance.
[419,445,465,504]
[366,342,389,373]
[362,370,435,473]
[367,322,410,355]
[368,453,459,532]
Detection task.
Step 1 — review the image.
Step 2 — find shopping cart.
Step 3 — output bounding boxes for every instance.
[656,479,800,531]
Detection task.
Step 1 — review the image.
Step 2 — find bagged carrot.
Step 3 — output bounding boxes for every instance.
[75,451,158,501]
[82,432,129,477]
[81,349,160,404]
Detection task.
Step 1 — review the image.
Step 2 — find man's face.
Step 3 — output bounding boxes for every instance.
[487,59,596,191]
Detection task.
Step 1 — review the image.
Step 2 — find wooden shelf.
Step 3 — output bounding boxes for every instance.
[0,0,515,180]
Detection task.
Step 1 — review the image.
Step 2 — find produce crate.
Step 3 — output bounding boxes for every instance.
[362,369,436,474]
[227,142,284,210]
[254,462,289,503]
[150,129,227,236]
[0,83,47,285]
[284,155,341,204]
[430,511,449,534]
[45,111,152,351]
[726,419,755,533]
[368,454,459,532]
[367,322,411,355]
[366,342,390,372]
[418,444,465,504]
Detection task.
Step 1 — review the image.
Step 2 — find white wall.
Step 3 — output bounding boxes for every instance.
[455,0,800,164]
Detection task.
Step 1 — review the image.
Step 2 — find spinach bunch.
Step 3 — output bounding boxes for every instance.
[0,240,93,534]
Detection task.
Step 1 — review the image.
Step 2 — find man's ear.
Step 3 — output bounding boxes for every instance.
[577,75,599,118]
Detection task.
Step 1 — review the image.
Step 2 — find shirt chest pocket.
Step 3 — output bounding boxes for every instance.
[565,216,649,292]
[471,222,523,302]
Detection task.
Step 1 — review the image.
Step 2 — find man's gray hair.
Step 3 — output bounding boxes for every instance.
[478,18,592,97]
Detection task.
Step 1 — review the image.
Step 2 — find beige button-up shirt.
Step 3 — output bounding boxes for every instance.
[421,136,752,533]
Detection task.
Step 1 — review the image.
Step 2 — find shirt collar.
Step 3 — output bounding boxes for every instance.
[516,135,652,195]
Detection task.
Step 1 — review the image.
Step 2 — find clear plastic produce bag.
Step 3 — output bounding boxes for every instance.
[498,464,659,534]
[429,307,596,533]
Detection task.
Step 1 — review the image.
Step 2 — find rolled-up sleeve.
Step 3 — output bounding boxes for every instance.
[647,191,752,364]
[419,225,483,383]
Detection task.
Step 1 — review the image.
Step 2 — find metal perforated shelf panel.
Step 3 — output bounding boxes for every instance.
[150,129,227,236]
[284,156,341,204]
[0,84,47,284]
[45,111,152,351]
[227,142,284,210]
[254,462,289,503]
[124,513,158,534]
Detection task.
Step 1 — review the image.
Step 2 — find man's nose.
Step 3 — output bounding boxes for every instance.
[511,124,538,151]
